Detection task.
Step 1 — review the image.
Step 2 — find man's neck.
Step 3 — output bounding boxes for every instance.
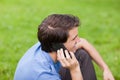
[49,52,58,63]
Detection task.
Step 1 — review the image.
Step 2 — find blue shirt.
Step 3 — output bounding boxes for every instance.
[14,42,61,80]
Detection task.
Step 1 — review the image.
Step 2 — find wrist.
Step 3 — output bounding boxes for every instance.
[70,65,83,80]
[70,65,80,73]
[101,64,109,71]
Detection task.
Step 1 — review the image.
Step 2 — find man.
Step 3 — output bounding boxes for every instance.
[14,14,114,80]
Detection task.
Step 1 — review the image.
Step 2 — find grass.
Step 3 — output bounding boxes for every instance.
[0,0,120,80]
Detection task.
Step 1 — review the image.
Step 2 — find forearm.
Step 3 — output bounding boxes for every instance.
[76,38,114,80]
[76,38,108,70]
[83,40,108,71]
[82,39,115,80]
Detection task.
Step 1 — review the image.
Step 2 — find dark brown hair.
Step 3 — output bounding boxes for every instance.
[37,14,80,52]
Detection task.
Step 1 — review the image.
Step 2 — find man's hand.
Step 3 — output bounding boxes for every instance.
[57,49,83,80]
[74,38,89,50]
[57,48,79,70]
[103,68,115,80]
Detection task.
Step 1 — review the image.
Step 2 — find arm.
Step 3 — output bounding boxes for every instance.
[57,49,83,80]
[75,38,114,80]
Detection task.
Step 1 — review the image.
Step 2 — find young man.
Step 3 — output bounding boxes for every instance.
[14,14,114,80]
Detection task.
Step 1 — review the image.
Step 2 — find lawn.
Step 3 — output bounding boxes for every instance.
[0,0,120,80]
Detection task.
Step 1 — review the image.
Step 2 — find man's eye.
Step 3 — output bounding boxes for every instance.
[72,38,76,41]
[72,35,78,41]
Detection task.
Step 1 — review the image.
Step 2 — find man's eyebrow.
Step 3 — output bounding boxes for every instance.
[72,34,78,40]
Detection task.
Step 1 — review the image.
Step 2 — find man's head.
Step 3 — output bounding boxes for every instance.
[37,14,80,52]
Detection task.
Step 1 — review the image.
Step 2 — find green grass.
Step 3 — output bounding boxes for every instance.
[0,0,120,80]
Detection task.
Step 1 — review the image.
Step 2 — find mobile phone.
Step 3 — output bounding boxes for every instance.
[52,43,66,51]
[52,43,71,58]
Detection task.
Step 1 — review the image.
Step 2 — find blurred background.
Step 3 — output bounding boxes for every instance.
[0,0,120,80]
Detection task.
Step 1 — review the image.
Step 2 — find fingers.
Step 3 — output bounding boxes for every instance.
[57,48,78,69]
[74,38,87,50]
[65,50,71,60]
[57,49,70,67]
[69,51,76,60]
[103,69,115,80]
[57,50,65,67]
